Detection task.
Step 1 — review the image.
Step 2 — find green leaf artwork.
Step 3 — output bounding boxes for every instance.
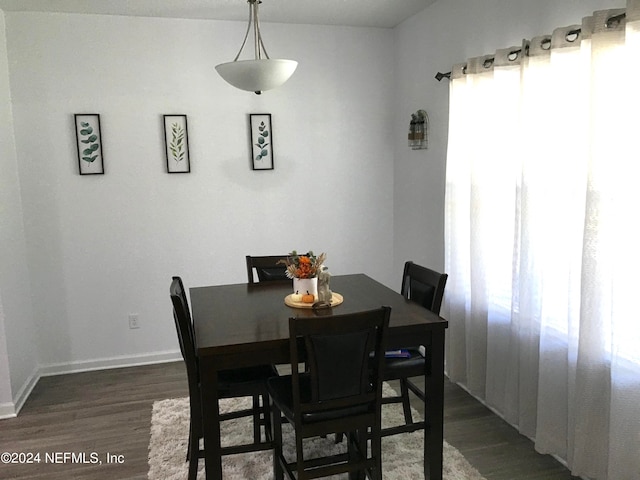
[169,123,185,163]
[79,121,100,164]
[254,121,270,162]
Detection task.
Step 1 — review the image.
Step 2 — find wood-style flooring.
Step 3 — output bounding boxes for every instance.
[0,361,579,480]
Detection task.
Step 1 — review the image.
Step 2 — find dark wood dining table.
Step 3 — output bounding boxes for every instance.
[190,273,448,480]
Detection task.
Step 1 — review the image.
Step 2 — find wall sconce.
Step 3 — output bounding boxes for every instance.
[408,109,428,150]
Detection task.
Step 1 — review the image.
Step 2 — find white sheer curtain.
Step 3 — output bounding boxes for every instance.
[443,2,640,479]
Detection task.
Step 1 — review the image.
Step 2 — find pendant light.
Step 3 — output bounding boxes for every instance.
[215,0,298,95]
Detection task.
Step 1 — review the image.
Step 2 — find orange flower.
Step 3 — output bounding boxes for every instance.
[279,251,327,279]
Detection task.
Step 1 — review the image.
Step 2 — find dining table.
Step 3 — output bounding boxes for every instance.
[190,273,449,480]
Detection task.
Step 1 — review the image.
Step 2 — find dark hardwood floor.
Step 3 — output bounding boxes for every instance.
[410,376,580,480]
[0,362,578,479]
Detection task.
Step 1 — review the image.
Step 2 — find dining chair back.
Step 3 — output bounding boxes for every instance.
[401,261,448,314]
[170,276,276,480]
[268,307,391,480]
[246,255,289,284]
[170,277,205,480]
[380,261,448,437]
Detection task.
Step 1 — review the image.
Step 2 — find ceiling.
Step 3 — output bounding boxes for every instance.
[0,0,436,28]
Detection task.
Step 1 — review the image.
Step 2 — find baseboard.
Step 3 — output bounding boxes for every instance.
[38,350,182,377]
[4,364,40,419]
[1,350,182,419]
[0,402,17,419]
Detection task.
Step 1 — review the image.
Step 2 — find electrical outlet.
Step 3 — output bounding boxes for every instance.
[128,313,140,329]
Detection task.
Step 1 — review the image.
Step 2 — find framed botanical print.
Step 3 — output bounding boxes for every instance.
[75,114,104,175]
[249,113,274,170]
[163,114,191,173]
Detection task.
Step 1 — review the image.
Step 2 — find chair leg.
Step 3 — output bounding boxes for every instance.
[186,422,192,462]
[347,431,357,480]
[399,378,414,424]
[262,393,273,442]
[370,425,382,480]
[271,402,284,480]
[347,430,366,480]
[252,394,261,443]
[406,378,426,403]
[358,428,368,480]
[187,428,199,480]
[295,428,305,480]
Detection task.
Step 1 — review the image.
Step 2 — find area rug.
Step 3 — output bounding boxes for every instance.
[148,384,486,480]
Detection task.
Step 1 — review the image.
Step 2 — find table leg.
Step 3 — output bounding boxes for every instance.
[200,357,222,480]
[425,327,445,480]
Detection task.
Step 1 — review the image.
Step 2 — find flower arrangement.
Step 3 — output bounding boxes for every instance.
[279,250,326,279]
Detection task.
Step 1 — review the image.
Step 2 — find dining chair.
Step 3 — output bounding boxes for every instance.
[267,307,391,480]
[381,261,447,437]
[246,255,290,284]
[170,276,277,480]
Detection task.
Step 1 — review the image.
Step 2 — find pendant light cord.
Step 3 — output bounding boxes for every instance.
[233,0,271,62]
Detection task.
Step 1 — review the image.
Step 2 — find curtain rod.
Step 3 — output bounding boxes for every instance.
[435,12,626,82]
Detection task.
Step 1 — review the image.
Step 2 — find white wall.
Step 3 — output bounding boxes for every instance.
[0,11,38,417]
[2,11,395,387]
[3,0,626,414]
[392,0,622,280]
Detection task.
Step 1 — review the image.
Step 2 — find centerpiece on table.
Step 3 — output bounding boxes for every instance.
[279,250,326,302]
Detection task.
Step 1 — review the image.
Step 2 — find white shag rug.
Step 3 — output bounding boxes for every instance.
[148,384,486,480]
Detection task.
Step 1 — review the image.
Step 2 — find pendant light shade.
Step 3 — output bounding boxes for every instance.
[215,59,298,94]
[216,0,297,94]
